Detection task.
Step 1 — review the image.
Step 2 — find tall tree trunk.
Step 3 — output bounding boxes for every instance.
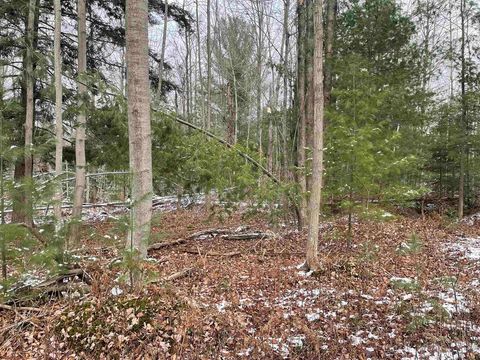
[70,0,87,243]
[53,0,63,226]
[226,81,235,145]
[206,0,212,130]
[282,0,291,178]
[458,0,466,219]
[195,0,204,121]
[23,0,37,227]
[156,0,169,102]
[125,0,153,273]
[305,0,324,271]
[304,0,315,193]
[256,0,264,158]
[324,0,336,108]
[296,0,307,228]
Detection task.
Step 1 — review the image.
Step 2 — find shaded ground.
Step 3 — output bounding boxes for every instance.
[1,208,479,359]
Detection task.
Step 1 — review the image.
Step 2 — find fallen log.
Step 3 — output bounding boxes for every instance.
[187,228,231,240]
[221,232,270,241]
[148,238,186,251]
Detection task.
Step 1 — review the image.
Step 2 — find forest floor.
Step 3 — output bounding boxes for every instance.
[1,206,480,359]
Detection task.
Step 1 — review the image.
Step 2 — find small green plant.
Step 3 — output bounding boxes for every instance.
[397,232,424,255]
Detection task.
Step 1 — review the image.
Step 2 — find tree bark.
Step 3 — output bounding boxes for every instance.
[255,0,264,158]
[458,0,466,219]
[282,0,291,177]
[70,0,87,244]
[304,0,315,193]
[305,0,324,272]
[206,0,212,130]
[324,0,336,108]
[156,0,169,102]
[226,81,235,145]
[125,0,153,271]
[23,0,37,227]
[53,0,63,227]
[296,0,307,228]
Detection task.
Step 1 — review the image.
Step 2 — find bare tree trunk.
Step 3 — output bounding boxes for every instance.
[458,0,466,219]
[70,0,87,244]
[296,0,307,228]
[156,0,169,102]
[195,0,204,121]
[53,0,63,226]
[206,0,212,130]
[324,0,336,108]
[282,0,291,177]
[255,1,264,158]
[305,0,324,272]
[304,0,315,193]
[23,0,37,227]
[125,0,153,272]
[226,81,235,145]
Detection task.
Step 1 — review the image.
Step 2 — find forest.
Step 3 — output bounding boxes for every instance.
[0,0,480,358]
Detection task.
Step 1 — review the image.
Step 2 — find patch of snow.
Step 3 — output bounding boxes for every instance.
[390,277,414,284]
[350,334,365,346]
[111,286,123,296]
[237,347,253,357]
[216,300,230,313]
[436,289,469,314]
[297,270,314,277]
[288,335,305,348]
[445,237,480,261]
[306,312,320,322]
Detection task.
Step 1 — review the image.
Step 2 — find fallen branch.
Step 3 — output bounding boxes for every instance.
[0,304,42,312]
[187,228,231,240]
[164,267,195,281]
[221,232,270,241]
[184,250,241,257]
[150,267,196,284]
[148,238,186,251]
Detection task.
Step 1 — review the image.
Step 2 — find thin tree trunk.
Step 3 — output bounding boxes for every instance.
[226,81,235,145]
[206,0,212,130]
[125,0,153,274]
[195,0,204,121]
[282,0,291,177]
[0,64,7,279]
[305,0,324,272]
[304,0,315,193]
[324,0,336,108]
[458,0,466,219]
[53,0,63,226]
[70,0,87,244]
[256,1,264,158]
[156,0,169,102]
[296,0,307,228]
[23,0,37,227]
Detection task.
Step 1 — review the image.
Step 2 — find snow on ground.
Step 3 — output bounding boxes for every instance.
[444,236,480,261]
